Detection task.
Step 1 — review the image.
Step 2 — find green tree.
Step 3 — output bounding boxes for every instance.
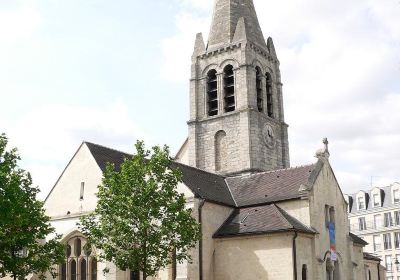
[79,141,200,279]
[0,133,64,280]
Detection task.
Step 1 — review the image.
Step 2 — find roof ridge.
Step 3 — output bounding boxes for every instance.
[226,163,316,179]
[84,141,132,157]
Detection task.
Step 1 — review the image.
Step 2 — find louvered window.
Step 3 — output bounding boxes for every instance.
[223,65,235,113]
[207,70,218,117]
[256,67,263,112]
[266,72,273,118]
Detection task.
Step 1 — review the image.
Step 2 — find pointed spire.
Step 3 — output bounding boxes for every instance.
[207,0,267,50]
[267,37,277,57]
[232,17,247,43]
[193,33,206,57]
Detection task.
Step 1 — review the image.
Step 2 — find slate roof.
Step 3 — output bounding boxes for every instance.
[347,184,400,214]
[170,162,236,206]
[363,252,381,262]
[214,204,316,238]
[226,164,318,207]
[350,232,368,246]
[85,142,131,172]
[84,141,319,238]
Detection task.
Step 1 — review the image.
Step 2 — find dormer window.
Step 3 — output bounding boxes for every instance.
[358,196,365,210]
[373,193,380,207]
[393,189,400,203]
[207,69,218,117]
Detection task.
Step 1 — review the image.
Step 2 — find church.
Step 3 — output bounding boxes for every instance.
[43,0,384,279]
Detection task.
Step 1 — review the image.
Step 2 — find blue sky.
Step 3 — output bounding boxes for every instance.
[1,0,399,199]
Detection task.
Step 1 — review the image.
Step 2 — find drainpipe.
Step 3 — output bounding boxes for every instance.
[292,232,298,280]
[377,261,381,280]
[198,199,206,280]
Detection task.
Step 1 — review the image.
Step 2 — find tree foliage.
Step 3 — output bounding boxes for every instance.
[79,141,200,279]
[0,134,64,280]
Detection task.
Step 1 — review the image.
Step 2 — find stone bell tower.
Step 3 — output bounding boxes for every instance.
[187,0,290,175]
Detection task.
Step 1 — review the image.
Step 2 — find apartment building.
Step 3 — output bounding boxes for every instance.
[347,183,400,280]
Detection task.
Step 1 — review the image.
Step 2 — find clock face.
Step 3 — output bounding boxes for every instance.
[262,124,275,148]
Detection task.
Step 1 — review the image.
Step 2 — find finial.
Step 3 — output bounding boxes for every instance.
[315,137,330,159]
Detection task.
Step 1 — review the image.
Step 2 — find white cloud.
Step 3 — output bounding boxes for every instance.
[161,0,400,193]
[0,0,42,52]
[1,99,151,200]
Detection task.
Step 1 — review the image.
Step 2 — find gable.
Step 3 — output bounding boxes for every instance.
[44,143,103,218]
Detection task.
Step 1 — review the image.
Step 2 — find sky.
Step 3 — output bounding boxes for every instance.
[0,0,399,200]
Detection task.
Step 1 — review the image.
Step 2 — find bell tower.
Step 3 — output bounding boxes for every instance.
[187,0,290,175]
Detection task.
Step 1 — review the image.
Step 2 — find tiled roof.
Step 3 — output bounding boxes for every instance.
[226,164,318,207]
[214,204,316,238]
[85,142,319,208]
[350,232,368,246]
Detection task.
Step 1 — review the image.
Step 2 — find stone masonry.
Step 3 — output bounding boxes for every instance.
[187,0,290,175]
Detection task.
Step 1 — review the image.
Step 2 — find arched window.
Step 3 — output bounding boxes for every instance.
[223,65,235,113]
[266,72,273,118]
[59,235,95,280]
[368,270,371,280]
[256,67,263,112]
[91,258,97,280]
[75,239,82,257]
[207,69,218,117]
[80,259,87,280]
[302,264,307,280]
[60,262,67,280]
[215,130,227,172]
[70,260,77,280]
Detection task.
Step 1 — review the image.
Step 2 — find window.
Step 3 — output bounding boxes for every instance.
[302,264,307,280]
[130,271,140,280]
[266,72,273,118]
[223,65,235,113]
[206,70,218,117]
[396,255,400,272]
[394,189,400,203]
[395,211,400,226]
[358,217,366,231]
[386,255,393,272]
[373,235,381,251]
[70,260,77,280]
[374,214,382,229]
[325,205,330,226]
[395,232,400,249]
[384,212,393,227]
[80,182,85,200]
[329,207,335,225]
[358,197,365,210]
[325,205,335,227]
[368,270,371,280]
[91,258,97,280]
[373,193,380,207]
[384,233,392,250]
[80,259,87,280]
[59,235,95,280]
[60,262,67,280]
[256,67,263,112]
[75,238,82,257]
